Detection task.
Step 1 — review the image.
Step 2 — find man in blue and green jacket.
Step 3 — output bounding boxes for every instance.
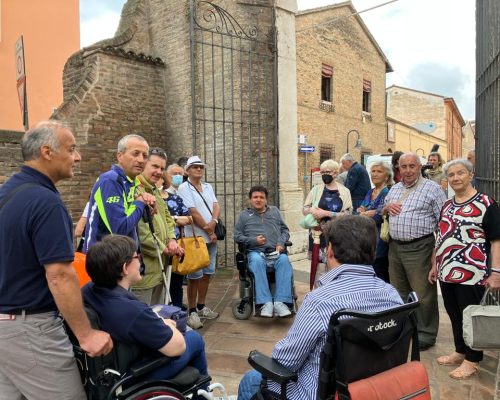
[83,134,156,253]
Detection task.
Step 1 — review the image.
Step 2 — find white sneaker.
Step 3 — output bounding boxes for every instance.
[187,311,204,329]
[198,306,219,320]
[274,302,292,318]
[260,302,274,318]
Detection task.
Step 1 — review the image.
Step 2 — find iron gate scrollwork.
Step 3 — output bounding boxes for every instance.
[189,0,278,267]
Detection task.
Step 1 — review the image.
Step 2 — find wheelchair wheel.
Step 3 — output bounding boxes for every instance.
[123,385,185,400]
[232,300,252,320]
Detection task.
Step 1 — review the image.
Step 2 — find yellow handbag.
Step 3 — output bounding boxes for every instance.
[172,222,210,275]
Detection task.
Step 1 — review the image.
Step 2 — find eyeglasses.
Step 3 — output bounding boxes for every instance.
[131,254,143,263]
[320,170,335,175]
[190,165,204,170]
[149,148,167,159]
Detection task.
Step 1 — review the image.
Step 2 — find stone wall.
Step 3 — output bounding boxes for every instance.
[296,4,391,196]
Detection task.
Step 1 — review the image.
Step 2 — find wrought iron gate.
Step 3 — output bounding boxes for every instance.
[189,0,278,266]
[476,0,500,200]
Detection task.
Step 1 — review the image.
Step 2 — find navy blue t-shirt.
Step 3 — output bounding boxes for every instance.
[82,283,173,350]
[0,166,74,313]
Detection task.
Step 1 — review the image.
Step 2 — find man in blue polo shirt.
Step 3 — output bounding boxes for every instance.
[341,153,371,212]
[83,134,156,252]
[0,121,113,399]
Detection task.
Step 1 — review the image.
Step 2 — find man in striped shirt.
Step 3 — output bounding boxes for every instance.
[238,216,403,400]
[382,152,446,350]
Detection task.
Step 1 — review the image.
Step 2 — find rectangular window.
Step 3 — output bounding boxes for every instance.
[321,64,333,102]
[362,79,371,113]
[320,144,334,163]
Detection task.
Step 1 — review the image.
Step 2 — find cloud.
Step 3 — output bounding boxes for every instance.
[80,0,126,47]
[405,63,474,119]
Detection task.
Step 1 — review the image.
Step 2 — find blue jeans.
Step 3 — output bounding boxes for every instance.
[238,369,263,400]
[148,330,208,379]
[247,252,293,304]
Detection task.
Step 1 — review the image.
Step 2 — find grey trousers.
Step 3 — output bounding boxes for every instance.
[132,283,166,305]
[388,235,439,345]
[0,312,86,400]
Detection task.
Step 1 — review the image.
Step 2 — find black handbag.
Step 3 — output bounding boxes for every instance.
[214,219,226,240]
[188,182,226,240]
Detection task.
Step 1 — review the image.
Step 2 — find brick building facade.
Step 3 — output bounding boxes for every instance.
[462,120,475,156]
[386,85,465,162]
[295,2,392,195]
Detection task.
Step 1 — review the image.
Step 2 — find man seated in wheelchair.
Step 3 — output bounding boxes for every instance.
[238,216,404,400]
[234,185,294,318]
[82,235,208,382]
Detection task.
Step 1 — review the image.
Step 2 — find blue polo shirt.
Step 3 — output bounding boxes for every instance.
[82,283,173,351]
[0,166,74,313]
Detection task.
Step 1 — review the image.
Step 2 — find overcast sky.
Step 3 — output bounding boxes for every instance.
[81,0,475,120]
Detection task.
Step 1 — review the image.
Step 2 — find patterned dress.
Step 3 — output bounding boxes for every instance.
[436,192,499,285]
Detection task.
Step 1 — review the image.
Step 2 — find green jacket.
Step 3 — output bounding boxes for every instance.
[132,176,176,290]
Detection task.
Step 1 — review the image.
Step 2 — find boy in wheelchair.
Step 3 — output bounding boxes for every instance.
[234,186,294,318]
[80,235,231,399]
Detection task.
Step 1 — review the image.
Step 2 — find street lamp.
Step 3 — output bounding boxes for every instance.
[415,148,425,157]
[346,129,362,153]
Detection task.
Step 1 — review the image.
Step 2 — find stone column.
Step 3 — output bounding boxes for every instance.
[275,0,308,259]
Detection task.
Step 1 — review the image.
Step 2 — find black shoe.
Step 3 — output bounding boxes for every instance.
[418,341,435,351]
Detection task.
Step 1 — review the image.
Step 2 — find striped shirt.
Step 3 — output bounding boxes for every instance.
[385,178,446,241]
[269,264,403,400]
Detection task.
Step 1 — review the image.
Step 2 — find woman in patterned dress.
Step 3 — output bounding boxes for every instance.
[428,159,500,379]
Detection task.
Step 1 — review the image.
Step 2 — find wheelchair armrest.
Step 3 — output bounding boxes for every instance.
[128,356,170,378]
[248,350,298,384]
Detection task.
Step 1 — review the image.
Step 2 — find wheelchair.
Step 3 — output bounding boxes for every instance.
[68,306,230,400]
[232,241,297,320]
[247,292,430,400]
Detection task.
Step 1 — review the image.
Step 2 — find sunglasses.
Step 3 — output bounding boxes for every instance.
[190,164,205,170]
[149,148,167,159]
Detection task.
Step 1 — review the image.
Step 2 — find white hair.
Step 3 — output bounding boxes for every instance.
[340,153,354,162]
[117,134,147,153]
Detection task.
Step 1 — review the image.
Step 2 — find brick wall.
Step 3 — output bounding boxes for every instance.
[296,5,390,196]
[0,131,23,185]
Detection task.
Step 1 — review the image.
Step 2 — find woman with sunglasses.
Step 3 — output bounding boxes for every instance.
[302,159,352,289]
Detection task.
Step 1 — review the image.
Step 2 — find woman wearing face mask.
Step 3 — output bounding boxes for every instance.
[302,159,352,288]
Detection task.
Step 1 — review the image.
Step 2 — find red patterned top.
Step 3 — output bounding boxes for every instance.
[436,192,500,285]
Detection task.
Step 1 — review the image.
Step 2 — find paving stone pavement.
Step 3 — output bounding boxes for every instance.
[195,262,500,400]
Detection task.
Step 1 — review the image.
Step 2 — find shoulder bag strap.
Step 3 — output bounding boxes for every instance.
[0,183,39,213]
[188,181,213,216]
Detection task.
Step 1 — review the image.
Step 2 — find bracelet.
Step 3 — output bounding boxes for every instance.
[491,268,500,274]
[213,218,218,224]
[331,211,337,218]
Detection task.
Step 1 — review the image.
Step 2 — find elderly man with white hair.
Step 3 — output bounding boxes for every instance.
[382,152,446,351]
[340,153,371,212]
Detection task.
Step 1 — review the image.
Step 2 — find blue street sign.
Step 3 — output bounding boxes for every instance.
[299,145,315,153]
